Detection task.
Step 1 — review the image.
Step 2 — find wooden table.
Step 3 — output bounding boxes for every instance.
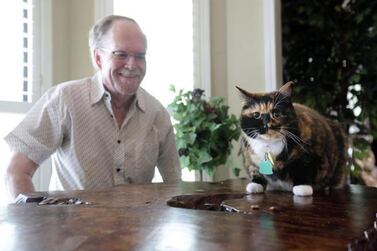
[1,178,376,251]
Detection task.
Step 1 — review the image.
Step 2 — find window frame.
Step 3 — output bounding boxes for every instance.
[32,0,53,191]
[0,0,53,193]
[0,0,53,112]
[263,0,282,91]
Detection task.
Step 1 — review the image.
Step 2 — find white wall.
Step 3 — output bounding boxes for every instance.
[211,0,267,180]
[52,0,94,84]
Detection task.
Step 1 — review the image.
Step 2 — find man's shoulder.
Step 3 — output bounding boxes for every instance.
[54,76,93,92]
[40,76,94,107]
[137,87,166,111]
[43,76,93,100]
[137,88,172,127]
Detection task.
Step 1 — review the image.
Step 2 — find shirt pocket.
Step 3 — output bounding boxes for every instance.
[138,125,159,169]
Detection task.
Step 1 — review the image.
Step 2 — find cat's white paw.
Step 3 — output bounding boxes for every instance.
[293,195,313,206]
[246,182,264,194]
[293,185,313,196]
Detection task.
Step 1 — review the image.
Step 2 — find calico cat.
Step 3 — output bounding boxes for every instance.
[237,82,349,196]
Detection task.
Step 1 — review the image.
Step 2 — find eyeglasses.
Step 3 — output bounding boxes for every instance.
[100,48,146,62]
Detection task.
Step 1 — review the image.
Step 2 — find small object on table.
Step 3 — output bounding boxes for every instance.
[14,194,45,204]
[38,197,91,205]
[347,216,377,251]
[250,205,260,210]
[269,206,280,212]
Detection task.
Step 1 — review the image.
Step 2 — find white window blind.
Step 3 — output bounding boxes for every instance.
[0,0,33,103]
[0,0,51,204]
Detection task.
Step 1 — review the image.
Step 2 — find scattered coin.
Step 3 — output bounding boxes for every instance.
[269,206,280,212]
[195,189,206,193]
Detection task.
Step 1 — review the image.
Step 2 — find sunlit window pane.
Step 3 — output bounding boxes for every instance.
[0,0,33,103]
[113,0,193,107]
[114,0,196,181]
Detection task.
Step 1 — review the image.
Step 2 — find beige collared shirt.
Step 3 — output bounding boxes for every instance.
[5,74,181,191]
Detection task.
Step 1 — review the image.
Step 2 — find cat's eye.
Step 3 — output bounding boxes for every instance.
[252,112,261,119]
[272,110,285,118]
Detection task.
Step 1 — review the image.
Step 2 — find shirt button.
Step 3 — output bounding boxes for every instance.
[116,168,121,172]
[117,140,121,144]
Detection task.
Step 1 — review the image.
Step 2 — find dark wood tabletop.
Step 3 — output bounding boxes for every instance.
[1,178,376,251]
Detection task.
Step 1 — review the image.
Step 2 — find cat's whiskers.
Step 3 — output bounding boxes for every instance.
[278,126,305,139]
[274,124,299,133]
[243,128,259,138]
[279,128,308,152]
[245,125,282,140]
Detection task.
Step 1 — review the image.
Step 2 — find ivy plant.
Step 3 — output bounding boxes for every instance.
[168,86,240,178]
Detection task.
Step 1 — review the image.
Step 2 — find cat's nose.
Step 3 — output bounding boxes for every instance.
[259,124,268,134]
[262,113,270,124]
[259,114,270,134]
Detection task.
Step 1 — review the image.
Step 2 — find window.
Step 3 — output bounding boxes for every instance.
[113,0,194,108]
[0,0,51,204]
[110,0,211,181]
[0,1,33,103]
[0,0,35,204]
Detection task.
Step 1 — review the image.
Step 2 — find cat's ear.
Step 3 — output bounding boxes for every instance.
[236,86,252,103]
[236,86,254,98]
[236,86,249,97]
[278,81,294,97]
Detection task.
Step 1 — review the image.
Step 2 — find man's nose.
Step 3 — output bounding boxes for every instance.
[124,56,137,69]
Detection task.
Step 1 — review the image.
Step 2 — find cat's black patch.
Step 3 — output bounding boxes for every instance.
[251,175,267,187]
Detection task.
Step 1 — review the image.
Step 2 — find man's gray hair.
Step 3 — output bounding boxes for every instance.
[88,15,147,68]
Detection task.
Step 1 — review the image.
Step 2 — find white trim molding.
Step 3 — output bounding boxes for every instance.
[263,0,282,91]
[193,0,211,97]
[95,0,113,21]
[39,0,53,96]
[193,0,212,182]
[34,0,53,191]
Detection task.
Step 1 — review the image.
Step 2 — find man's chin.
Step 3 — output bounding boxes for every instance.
[118,86,140,96]
[114,79,139,90]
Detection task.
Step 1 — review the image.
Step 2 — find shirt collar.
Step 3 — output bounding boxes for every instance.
[135,87,146,112]
[90,72,146,113]
[90,73,105,105]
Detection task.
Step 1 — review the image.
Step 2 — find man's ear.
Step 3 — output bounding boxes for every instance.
[94,49,103,70]
[278,81,294,97]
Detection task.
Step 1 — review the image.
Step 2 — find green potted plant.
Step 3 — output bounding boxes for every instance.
[168,86,241,181]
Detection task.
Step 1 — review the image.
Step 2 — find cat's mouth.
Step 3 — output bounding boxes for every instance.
[241,125,282,140]
[258,127,283,140]
[259,134,283,141]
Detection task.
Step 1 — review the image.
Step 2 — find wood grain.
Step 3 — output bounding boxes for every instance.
[1,178,376,251]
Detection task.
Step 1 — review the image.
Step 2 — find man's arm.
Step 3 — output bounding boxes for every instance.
[157,126,182,183]
[6,152,39,200]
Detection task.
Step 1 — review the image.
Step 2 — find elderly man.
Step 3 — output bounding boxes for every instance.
[5,15,181,199]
